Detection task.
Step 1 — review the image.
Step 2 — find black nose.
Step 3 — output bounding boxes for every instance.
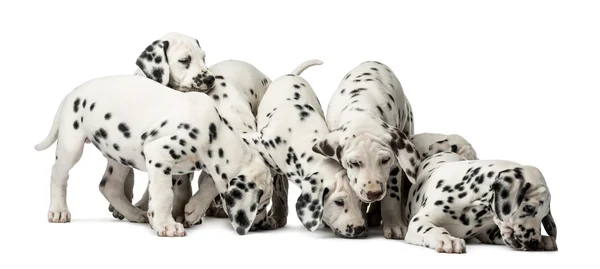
[204,76,215,87]
[526,239,541,250]
[366,191,383,201]
[354,226,366,236]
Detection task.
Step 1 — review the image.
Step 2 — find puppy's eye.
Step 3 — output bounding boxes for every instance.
[381,157,391,165]
[349,161,360,167]
[256,189,264,202]
[523,205,535,215]
[334,200,345,207]
[178,56,191,64]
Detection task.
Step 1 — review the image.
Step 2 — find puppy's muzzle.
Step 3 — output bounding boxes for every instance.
[192,74,216,92]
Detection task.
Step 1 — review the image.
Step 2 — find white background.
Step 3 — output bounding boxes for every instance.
[1,0,596,268]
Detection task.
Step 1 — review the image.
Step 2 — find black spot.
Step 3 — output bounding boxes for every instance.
[118,123,131,138]
[99,177,107,187]
[104,113,111,120]
[234,210,250,228]
[73,98,80,112]
[434,200,444,206]
[179,139,186,146]
[458,192,467,199]
[90,103,95,111]
[209,123,217,143]
[502,203,511,215]
[163,167,171,175]
[113,144,120,151]
[218,148,224,158]
[417,226,423,233]
[459,214,470,226]
[73,121,79,130]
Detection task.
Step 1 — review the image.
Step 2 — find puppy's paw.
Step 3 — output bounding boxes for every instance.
[184,202,204,226]
[383,222,406,240]
[48,209,71,223]
[434,235,467,254]
[155,221,186,237]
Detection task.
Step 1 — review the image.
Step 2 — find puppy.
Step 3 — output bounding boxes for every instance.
[404,136,557,253]
[251,59,367,236]
[312,61,421,239]
[35,75,272,236]
[106,32,216,221]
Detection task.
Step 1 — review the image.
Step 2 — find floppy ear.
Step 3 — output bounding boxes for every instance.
[386,127,421,184]
[135,40,170,85]
[311,131,344,163]
[491,168,529,221]
[294,172,330,232]
[542,209,557,238]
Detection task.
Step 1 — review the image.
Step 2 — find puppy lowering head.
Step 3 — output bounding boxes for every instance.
[491,165,557,251]
[136,32,215,92]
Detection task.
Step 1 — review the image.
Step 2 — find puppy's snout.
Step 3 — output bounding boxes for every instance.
[204,75,215,88]
[235,227,247,235]
[366,191,384,201]
[353,226,367,237]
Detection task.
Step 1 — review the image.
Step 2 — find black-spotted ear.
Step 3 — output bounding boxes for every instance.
[491,168,529,221]
[542,209,557,239]
[136,40,170,85]
[311,131,344,163]
[295,173,325,232]
[386,127,421,184]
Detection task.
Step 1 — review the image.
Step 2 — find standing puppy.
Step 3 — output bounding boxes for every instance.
[404,139,557,253]
[312,61,421,239]
[252,60,367,236]
[35,75,272,236]
[104,32,216,221]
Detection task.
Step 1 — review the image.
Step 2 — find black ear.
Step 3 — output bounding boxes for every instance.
[311,131,344,163]
[386,127,421,183]
[136,40,170,85]
[491,168,529,221]
[542,210,557,238]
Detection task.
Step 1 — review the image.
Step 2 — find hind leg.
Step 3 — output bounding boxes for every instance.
[172,173,193,227]
[107,166,135,219]
[48,136,85,223]
[99,160,147,223]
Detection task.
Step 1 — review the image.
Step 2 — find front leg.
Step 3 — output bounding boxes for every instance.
[405,213,467,254]
[107,167,135,220]
[144,142,186,237]
[476,226,505,245]
[381,169,407,239]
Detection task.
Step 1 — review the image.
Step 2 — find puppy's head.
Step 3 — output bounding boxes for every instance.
[222,160,272,235]
[491,166,557,251]
[320,166,367,238]
[135,32,215,92]
[312,127,420,203]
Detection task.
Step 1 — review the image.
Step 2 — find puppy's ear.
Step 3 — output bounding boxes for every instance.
[312,131,344,164]
[136,40,170,85]
[491,168,529,221]
[386,127,421,184]
[295,172,326,232]
[542,209,557,239]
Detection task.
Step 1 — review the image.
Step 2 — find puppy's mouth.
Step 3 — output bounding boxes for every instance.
[177,85,214,93]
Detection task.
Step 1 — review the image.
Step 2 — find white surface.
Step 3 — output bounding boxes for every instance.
[1,0,596,267]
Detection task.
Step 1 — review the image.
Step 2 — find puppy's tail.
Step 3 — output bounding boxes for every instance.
[35,96,65,151]
[291,59,323,76]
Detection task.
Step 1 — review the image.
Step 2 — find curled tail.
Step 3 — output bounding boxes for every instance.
[291,59,323,76]
[35,96,65,151]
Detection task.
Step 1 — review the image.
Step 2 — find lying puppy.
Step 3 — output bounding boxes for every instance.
[366,133,478,227]
[253,59,366,236]
[404,136,557,253]
[105,32,216,221]
[35,75,272,237]
[313,61,421,239]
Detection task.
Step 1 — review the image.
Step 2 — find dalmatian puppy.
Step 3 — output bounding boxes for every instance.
[34,75,272,236]
[404,139,557,253]
[252,59,366,236]
[185,60,345,233]
[105,32,216,222]
[115,59,272,224]
[313,61,421,239]
[366,132,478,227]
